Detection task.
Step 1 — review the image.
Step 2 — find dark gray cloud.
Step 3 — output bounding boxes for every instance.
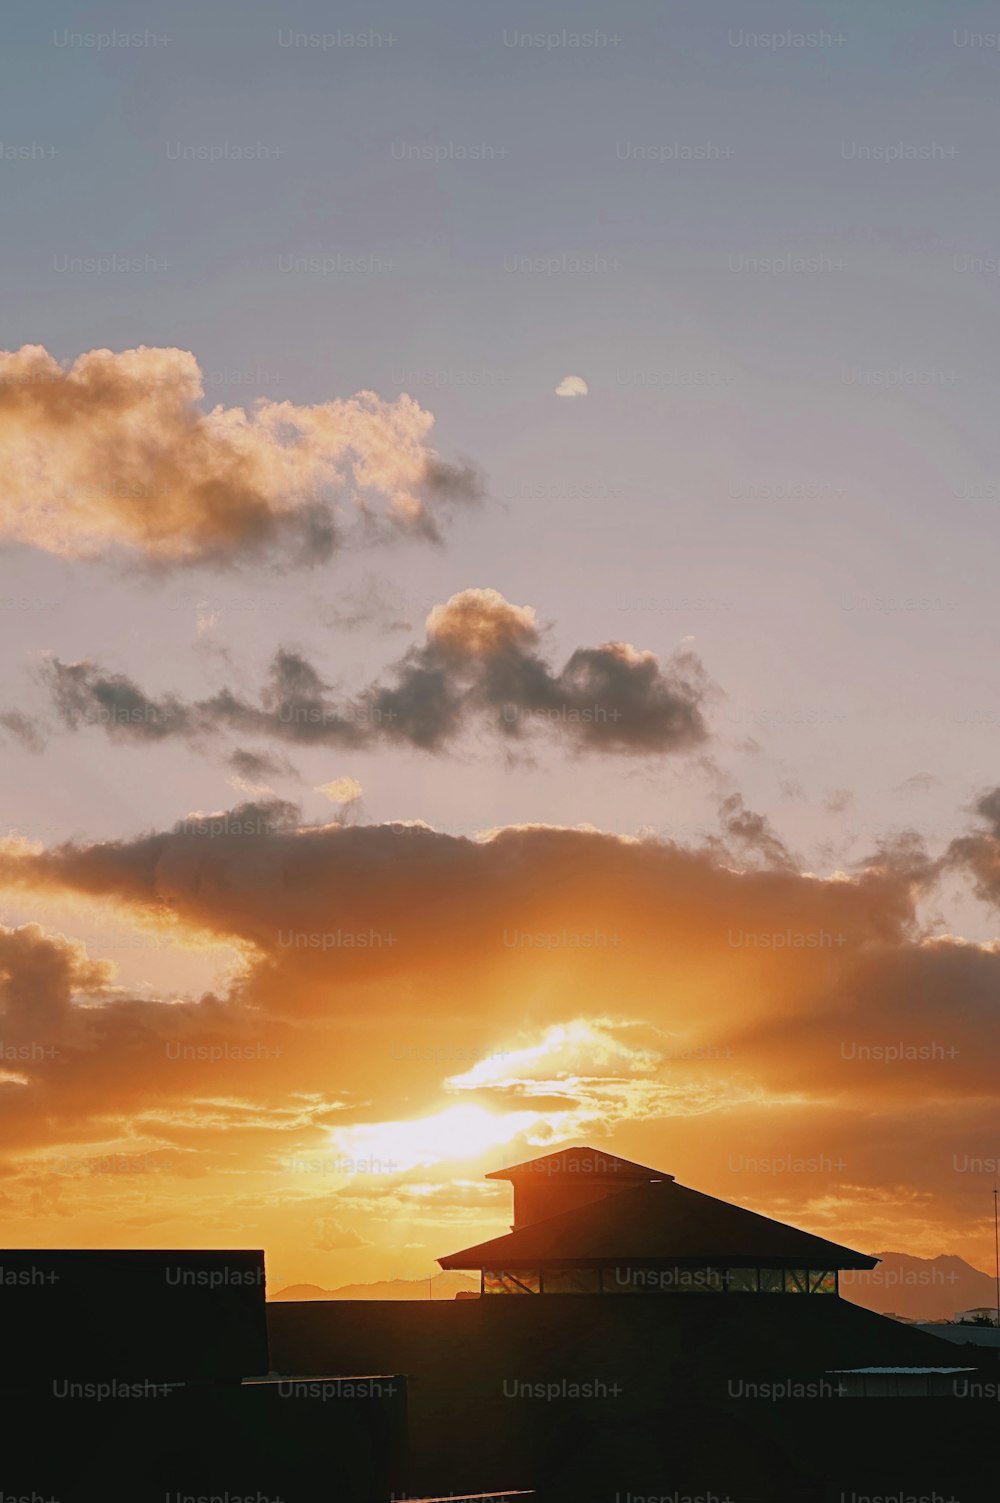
[227,747,301,783]
[945,786,1000,907]
[712,793,797,872]
[36,589,712,761]
[41,659,193,741]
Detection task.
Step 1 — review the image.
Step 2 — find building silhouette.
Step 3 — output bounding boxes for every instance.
[1,1248,403,1502]
[440,1145,875,1297]
[6,1147,1000,1500]
[270,1143,1000,1499]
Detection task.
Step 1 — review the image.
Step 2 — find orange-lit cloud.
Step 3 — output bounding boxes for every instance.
[0,344,481,566]
[0,805,998,1282]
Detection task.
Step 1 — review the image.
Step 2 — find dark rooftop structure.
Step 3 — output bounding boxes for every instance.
[441,1146,877,1295]
[1,1248,403,1502]
[485,1144,672,1231]
[0,1248,268,1383]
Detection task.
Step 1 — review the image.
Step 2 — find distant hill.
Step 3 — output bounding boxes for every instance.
[270,1271,479,1302]
[842,1252,997,1321]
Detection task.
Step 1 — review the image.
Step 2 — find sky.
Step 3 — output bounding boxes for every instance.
[1,0,999,1293]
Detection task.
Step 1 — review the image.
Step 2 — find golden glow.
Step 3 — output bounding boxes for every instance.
[445,1019,655,1091]
[327,1103,568,1173]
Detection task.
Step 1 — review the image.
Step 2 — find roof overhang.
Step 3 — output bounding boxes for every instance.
[439,1249,878,1271]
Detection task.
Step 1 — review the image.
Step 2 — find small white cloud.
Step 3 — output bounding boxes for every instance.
[317,776,363,806]
[555,375,588,398]
[228,773,274,799]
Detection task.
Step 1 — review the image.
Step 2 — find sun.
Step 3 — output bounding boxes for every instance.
[328,1103,558,1174]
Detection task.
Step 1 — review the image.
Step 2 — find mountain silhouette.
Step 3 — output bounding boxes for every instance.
[841,1251,997,1320]
[270,1271,478,1302]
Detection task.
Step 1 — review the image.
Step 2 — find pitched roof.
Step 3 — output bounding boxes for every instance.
[485,1146,672,1182]
[439,1178,877,1271]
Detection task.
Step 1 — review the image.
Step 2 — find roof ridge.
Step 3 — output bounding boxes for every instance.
[485,1145,671,1181]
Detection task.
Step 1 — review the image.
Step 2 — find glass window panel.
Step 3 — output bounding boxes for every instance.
[543,1267,601,1294]
[785,1269,810,1294]
[653,1266,703,1293]
[727,1268,758,1293]
[677,1266,725,1293]
[809,1270,837,1294]
[602,1266,648,1293]
[601,1265,728,1293]
[631,1265,724,1293]
[758,1268,784,1294]
[483,1269,539,1294]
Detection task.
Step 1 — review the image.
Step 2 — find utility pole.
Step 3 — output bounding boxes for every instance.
[986,1184,992,1328]
[994,1186,999,1330]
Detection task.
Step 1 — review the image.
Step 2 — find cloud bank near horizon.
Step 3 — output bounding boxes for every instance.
[0,798,999,1272]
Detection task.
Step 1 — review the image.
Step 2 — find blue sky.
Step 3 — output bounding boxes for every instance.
[2,0,999,932]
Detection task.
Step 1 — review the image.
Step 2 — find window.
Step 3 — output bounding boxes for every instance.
[601,1264,727,1293]
[542,1267,601,1294]
[603,1265,658,1293]
[727,1268,758,1292]
[483,1269,540,1294]
[677,1266,726,1293]
[479,1263,843,1295]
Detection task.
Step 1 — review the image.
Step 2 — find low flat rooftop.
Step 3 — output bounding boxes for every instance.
[829,1366,977,1375]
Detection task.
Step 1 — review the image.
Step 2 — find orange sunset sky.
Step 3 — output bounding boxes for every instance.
[2,720,1000,1289]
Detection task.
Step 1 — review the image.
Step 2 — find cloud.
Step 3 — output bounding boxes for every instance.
[317,777,363,806]
[36,589,713,759]
[712,793,797,871]
[226,746,302,797]
[945,786,1000,907]
[228,748,299,784]
[896,774,941,796]
[0,918,317,1156]
[0,711,44,752]
[0,344,483,567]
[0,805,999,1269]
[41,658,194,741]
[555,375,588,397]
[0,921,114,1028]
[442,1018,785,1122]
[0,804,923,1012]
